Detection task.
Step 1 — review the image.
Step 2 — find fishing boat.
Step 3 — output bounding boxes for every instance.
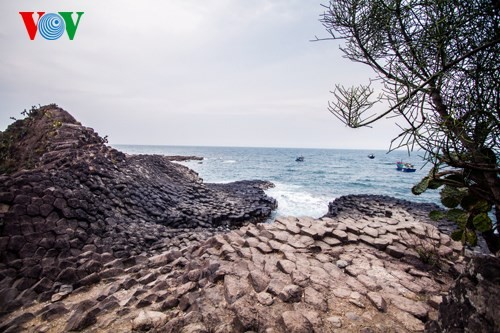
[396,161,416,172]
[368,154,375,159]
[296,156,304,162]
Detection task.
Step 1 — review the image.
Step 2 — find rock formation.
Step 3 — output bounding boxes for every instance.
[426,254,500,333]
[0,196,466,332]
[1,105,498,332]
[0,105,277,315]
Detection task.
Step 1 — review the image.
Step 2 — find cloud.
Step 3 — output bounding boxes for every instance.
[0,0,401,149]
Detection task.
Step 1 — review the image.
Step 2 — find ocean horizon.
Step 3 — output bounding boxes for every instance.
[114,144,440,218]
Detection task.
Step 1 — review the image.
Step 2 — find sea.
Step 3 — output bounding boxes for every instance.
[114,145,440,218]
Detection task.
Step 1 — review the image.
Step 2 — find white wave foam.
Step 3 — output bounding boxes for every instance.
[265,182,331,218]
[222,160,237,164]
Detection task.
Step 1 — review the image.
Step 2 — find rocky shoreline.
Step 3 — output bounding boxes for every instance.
[0,105,498,332]
[0,106,277,316]
[0,195,466,332]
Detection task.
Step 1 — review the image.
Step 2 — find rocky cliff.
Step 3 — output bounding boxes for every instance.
[0,105,277,315]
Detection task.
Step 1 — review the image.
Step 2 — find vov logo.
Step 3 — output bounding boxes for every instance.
[19,12,84,40]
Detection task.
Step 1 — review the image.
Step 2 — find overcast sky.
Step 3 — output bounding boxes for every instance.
[0,0,401,149]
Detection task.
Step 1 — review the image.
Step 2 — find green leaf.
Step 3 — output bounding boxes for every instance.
[446,209,468,227]
[461,195,492,213]
[412,177,429,195]
[429,210,445,221]
[472,213,492,232]
[442,196,459,209]
[476,201,493,213]
[440,185,466,208]
[428,179,444,189]
[465,230,478,247]
[451,229,464,242]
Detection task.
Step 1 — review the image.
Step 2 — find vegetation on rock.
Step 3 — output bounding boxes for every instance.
[0,104,78,174]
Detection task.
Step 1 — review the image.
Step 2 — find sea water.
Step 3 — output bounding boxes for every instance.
[114,145,440,218]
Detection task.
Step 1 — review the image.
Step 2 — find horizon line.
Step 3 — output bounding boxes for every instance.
[111,143,412,152]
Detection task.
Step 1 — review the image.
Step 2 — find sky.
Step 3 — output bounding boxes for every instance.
[0,0,402,149]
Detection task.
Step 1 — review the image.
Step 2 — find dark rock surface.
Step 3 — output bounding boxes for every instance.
[162,155,204,162]
[0,198,465,332]
[327,194,491,254]
[0,105,277,315]
[327,195,448,229]
[426,254,500,333]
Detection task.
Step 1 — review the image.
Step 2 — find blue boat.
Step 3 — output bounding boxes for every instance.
[396,161,416,172]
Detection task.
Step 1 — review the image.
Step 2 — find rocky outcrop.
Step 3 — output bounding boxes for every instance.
[2,105,495,332]
[327,194,453,231]
[426,255,500,332]
[0,105,277,314]
[163,155,204,162]
[327,194,493,253]
[0,196,466,332]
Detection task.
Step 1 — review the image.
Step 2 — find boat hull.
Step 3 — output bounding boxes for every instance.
[396,161,415,172]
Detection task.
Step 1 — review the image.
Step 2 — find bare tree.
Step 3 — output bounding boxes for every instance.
[318,0,499,253]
